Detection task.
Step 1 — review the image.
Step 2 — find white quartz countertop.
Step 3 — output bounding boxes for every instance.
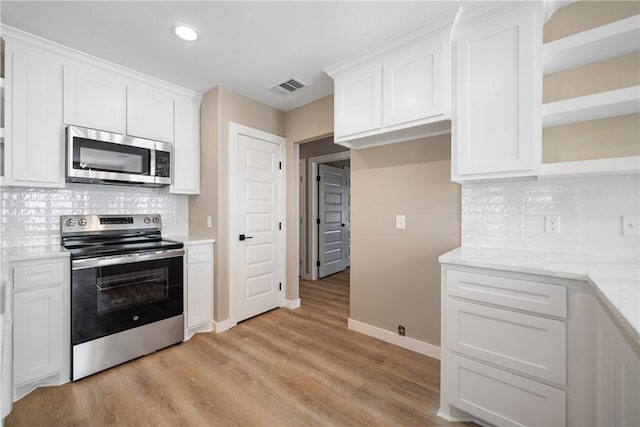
[166,235,216,245]
[439,246,640,343]
[3,245,70,262]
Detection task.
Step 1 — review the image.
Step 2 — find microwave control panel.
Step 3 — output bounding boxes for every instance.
[155,151,171,177]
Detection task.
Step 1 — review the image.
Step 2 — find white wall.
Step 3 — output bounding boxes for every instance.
[1,184,188,247]
[461,174,639,259]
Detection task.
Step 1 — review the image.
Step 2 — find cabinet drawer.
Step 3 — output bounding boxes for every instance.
[13,262,64,291]
[186,244,213,264]
[446,269,567,318]
[446,298,566,385]
[446,353,566,427]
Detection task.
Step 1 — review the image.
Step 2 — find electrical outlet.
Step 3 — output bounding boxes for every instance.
[622,216,640,237]
[395,214,406,230]
[397,325,405,336]
[206,216,212,228]
[545,215,561,234]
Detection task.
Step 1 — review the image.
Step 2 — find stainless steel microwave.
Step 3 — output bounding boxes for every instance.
[66,126,172,187]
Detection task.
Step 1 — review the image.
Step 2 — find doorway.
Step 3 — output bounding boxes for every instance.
[297,137,350,281]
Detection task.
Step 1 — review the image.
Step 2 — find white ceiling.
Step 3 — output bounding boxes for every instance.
[0,1,462,112]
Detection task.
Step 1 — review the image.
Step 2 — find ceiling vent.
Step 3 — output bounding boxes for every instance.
[268,77,307,96]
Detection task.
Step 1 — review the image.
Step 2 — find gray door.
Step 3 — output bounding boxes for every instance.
[344,166,351,268]
[318,164,347,278]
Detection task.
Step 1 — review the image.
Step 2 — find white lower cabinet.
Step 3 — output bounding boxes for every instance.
[447,353,566,427]
[441,265,639,427]
[595,301,640,427]
[11,255,70,400]
[184,241,214,340]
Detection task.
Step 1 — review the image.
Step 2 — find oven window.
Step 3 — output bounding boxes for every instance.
[96,267,169,315]
[73,137,150,175]
[72,256,183,345]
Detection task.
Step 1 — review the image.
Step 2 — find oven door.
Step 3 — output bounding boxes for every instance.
[71,249,184,346]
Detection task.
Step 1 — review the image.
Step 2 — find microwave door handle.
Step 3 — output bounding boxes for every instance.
[150,148,156,177]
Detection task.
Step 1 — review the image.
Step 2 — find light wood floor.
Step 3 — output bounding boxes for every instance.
[7,269,472,426]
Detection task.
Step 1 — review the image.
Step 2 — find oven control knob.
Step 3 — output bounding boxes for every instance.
[144,217,151,224]
[152,217,159,224]
[78,218,87,226]
[66,219,75,227]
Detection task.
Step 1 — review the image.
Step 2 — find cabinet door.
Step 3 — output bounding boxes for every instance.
[13,286,63,385]
[126,83,174,142]
[64,65,126,133]
[446,353,566,427]
[334,64,382,139]
[614,322,640,426]
[171,95,200,194]
[383,32,447,127]
[453,4,541,179]
[5,43,64,188]
[186,262,213,328]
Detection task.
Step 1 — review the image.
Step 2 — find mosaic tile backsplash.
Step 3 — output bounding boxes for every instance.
[1,184,189,248]
[462,174,639,260]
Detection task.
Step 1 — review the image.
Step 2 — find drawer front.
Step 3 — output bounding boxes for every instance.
[446,298,566,385]
[446,353,566,427]
[446,269,567,318]
[13,262,65,291]
[186,244,213,264]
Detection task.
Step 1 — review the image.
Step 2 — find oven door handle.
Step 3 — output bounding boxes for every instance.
[72,249,185,270]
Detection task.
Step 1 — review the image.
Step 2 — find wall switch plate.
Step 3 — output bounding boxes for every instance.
[395,214,406,230]
[545,215,561,234]
[207,216,212,228]
[622,216,639,237]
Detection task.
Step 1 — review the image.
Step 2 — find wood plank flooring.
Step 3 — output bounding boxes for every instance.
[6,269,473,426]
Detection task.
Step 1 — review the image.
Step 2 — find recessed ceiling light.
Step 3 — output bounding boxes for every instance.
[174,25,199,42]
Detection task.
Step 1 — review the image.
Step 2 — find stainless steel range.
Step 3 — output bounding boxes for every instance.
[61,214,184,380]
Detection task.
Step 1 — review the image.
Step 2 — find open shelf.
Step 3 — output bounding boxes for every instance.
[542,86,640,128]
[543,14,640,75]
[540,156,640,178]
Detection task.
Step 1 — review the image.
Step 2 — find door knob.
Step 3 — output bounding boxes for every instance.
[239,234,254,241]
[341,223,346,227]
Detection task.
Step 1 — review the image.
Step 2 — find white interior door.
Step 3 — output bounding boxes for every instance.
[318,164,347,278]
[237,132,283,322]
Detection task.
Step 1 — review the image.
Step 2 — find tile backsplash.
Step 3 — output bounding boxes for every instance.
[462,174,639,259]
[0,184,189,248]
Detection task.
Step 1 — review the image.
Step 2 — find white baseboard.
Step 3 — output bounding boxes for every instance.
[213,318,235,333]
[347,318,440,360]
[284,298,301,309]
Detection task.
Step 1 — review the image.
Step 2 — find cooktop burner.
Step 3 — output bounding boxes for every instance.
[60,214,183,259]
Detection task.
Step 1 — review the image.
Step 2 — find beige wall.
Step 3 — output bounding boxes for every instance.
[543,2,640,163]
[350,135,460,346]
[299,136,348,159]
[284,95,334,144]
[543,1,639,43]
[189,86,285,321]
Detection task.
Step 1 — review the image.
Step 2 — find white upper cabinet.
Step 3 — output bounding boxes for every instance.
[384,33,446,127]
[334,64,382,139]
[126,82,175,143]
[452,4,543,182]
[325,14,456,150]
[64,65,126,134]
[171,95,200,194]
[4,41,65,188]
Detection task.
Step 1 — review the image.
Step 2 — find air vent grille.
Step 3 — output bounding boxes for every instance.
[268,77,308,96]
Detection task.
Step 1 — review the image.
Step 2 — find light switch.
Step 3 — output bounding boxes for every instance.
[395,215,406,230]
[622,216,639,237]
[207,216,212,228]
